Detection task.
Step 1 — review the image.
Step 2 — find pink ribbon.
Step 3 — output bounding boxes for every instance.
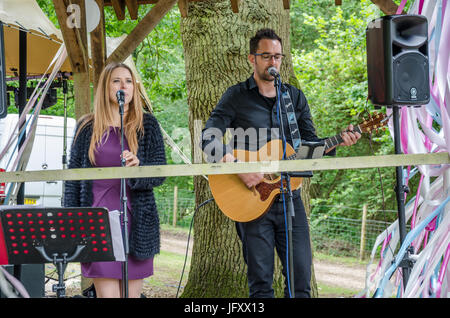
[418,0,425,14]
[436,244,450,298]
[396,0,409,14]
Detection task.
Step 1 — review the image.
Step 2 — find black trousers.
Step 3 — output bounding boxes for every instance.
[235,195,312,298]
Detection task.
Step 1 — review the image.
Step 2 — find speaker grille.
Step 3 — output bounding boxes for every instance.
[393,52,429,104]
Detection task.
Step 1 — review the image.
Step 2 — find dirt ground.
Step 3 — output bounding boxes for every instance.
[45,229,367,298]
[158,230,367,296]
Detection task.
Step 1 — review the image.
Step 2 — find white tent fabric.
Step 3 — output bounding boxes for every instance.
[0,0,62,39]
[0,0,71,75]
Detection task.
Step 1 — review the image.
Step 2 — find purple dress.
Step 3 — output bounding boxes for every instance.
[81,127,154,280]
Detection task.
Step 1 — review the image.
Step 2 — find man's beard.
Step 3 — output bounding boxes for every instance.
[255,61,275,82]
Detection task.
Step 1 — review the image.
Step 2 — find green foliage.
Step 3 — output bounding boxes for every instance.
[291,0,400,220]
[26,0,413,222]
[22,3,192,196]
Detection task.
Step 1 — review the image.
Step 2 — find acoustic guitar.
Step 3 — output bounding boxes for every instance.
[208,113,387,222]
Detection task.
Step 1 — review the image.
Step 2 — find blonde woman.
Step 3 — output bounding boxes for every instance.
[64,62,166,298]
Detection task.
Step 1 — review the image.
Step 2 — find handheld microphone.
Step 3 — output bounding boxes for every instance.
[268,67,280,78]
[116,90,125,114]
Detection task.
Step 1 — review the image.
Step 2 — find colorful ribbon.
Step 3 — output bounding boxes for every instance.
[361,0,450,298]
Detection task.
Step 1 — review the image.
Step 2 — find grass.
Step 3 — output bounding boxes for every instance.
[142,247,364,298]
[143,224,193,297]
[316,283,360,298]
[143,250,191,298]
[314,251,369,266]
[44,224,367,298]
[143,225,367,298]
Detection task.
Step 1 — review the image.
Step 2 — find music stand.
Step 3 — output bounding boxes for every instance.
[291,140,326,178]
[295,140,326,160]
[0,206,116,298]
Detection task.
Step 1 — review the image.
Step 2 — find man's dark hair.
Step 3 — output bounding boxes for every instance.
[249,28,282,54]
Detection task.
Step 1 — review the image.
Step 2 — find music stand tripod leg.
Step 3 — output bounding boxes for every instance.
[35,245,86,298]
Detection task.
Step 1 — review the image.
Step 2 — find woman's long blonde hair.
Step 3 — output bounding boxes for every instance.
[76,62,144,165]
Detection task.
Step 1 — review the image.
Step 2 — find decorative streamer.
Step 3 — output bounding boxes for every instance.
[360,0,450,298]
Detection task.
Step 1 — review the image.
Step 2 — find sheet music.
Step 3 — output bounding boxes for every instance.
[295,142,325,160]
[108,210,125,262]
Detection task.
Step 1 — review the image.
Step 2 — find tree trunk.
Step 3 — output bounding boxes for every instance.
[180,0,317,297]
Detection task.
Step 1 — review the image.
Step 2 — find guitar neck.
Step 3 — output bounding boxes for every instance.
[324,125,362,151]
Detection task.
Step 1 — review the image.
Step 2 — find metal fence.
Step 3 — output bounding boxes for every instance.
[155,191,396,258]
[155,189,196,228]
[309,216,392,258]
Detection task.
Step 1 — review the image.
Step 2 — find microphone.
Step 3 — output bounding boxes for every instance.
[116,90,125,114]
[268,67,280,78]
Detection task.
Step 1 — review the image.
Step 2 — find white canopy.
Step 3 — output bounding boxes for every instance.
[0,0,72,76]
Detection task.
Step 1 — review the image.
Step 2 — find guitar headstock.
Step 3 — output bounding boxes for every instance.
[358,112,388,133]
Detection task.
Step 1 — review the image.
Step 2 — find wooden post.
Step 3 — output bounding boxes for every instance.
[53,0,91,120]
[90,0,107,95]
[360,204,368,261]
[369,0,407,14]
[173,186,178,227]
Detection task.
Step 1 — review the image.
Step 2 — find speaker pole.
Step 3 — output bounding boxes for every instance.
[392,106,413,287]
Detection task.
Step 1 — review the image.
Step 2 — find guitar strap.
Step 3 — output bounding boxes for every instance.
[280,85,302,152]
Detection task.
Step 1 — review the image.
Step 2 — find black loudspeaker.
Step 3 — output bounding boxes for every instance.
[366,15,430,107]
[0,22,7,119]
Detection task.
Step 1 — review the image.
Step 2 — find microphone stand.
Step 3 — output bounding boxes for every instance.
[392,106,412,286]
[273,73,296,298]
[118,96,129,298]
[61,76,68,206]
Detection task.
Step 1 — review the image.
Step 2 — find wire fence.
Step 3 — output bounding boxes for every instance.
[155,190,399,258]
[309,216,391,258]
[155,188,196,228]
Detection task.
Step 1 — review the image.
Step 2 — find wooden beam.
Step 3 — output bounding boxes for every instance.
[282,0,290,10]
[178,0,188,18]
[370,0,406,15]
[111,0,126,20]
[125,0,139,20]
[2,153,449,183]
[90,0,107,93]
[106,0,178,64]
[230,0,239,13]
[335,0,342,5]
[73,72,91,119]
[103,0,157,5]
[52,0,89,73]
[52,0,91,119]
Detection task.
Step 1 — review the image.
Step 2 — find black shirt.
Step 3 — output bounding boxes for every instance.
[202,75,333,163]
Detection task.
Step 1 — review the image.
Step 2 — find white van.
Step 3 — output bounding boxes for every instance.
[0,114,76,207]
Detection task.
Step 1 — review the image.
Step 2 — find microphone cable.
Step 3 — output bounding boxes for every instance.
[176,197,214,298]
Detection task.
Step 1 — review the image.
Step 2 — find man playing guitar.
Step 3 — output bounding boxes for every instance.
[201,28,361,298]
